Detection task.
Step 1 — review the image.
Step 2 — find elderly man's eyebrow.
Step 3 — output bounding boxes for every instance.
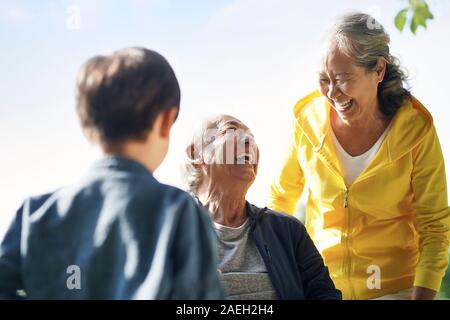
[221,120,240,126]
[218,120,254,137]
[219,120,244,129]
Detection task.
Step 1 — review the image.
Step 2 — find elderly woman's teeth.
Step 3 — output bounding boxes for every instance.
[336,99,353,109]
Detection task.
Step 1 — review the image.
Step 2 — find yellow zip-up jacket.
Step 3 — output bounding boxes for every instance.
[268,90,450,299]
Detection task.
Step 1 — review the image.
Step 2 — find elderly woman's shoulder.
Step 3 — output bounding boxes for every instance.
[407,96,433,124]
[393,96,434,142]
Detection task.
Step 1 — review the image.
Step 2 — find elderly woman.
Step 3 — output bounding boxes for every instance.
[269,12,450,300]
[184,114,341,300]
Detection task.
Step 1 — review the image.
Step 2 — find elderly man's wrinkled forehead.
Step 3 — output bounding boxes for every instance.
[202,114,250,132]
[187,114,258,166]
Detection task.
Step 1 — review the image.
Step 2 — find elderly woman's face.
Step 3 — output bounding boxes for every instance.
[200,116,259,186]
[318,46,385,122]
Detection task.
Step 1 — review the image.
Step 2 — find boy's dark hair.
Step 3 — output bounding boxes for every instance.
[76,47,180,145]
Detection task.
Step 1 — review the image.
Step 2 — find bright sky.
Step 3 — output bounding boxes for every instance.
[1,0,449,238]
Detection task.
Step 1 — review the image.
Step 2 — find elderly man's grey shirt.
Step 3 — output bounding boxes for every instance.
[0,156,224,299]
[214,220,277,300]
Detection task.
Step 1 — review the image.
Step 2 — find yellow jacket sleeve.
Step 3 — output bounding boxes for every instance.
[411,125,450,291]
[268,117,305,215]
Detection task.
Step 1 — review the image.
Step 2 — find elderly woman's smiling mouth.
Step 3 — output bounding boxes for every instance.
[334,99,353,112]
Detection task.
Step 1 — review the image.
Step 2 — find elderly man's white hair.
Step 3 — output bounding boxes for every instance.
[183,119,205,194]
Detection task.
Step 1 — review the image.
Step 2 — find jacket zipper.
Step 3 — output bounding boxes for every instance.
[343,186,356,299]
[317,147,357,299]
[343,188,349,208]
[264,244,272,262]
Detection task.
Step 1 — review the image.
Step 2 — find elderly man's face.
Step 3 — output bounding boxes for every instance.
[199,115,259,186]
[318,46,385,124]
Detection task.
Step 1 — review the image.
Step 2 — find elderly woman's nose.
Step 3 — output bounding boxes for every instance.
[327,82,341,100]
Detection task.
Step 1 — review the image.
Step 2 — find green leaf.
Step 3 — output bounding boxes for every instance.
[410,15,419,34]
[409,0,434,34]
[395,8,408,31]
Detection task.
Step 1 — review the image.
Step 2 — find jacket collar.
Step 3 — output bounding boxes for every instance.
[246,202,265,219]
[294,90,433,184]
[246,202,267,232]
[90,155,154,177]
[197,201,266,222]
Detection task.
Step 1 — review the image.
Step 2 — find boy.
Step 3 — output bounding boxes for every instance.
[0,47,224,299]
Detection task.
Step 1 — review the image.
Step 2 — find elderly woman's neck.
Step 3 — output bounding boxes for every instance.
[197,189,247,228]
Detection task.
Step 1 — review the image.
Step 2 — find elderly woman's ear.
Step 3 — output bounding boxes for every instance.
[375,58,387,83]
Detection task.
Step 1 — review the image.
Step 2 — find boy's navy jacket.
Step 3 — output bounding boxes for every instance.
[244,202,342,300]
[0,156,224,299]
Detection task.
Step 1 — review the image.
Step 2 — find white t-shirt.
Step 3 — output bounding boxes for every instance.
[331,124,391,187]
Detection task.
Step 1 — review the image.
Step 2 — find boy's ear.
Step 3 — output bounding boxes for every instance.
[159,107,178,139]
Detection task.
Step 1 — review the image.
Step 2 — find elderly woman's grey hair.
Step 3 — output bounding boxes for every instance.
[326,12,411,116]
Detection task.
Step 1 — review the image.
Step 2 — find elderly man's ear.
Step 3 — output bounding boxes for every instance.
[185,143,202,165]
[186,143,195,160]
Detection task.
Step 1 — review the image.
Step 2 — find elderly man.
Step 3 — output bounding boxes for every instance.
[184,114,341,300]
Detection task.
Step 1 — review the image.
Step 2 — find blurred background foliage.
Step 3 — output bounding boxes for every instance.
[395,0,434,34]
